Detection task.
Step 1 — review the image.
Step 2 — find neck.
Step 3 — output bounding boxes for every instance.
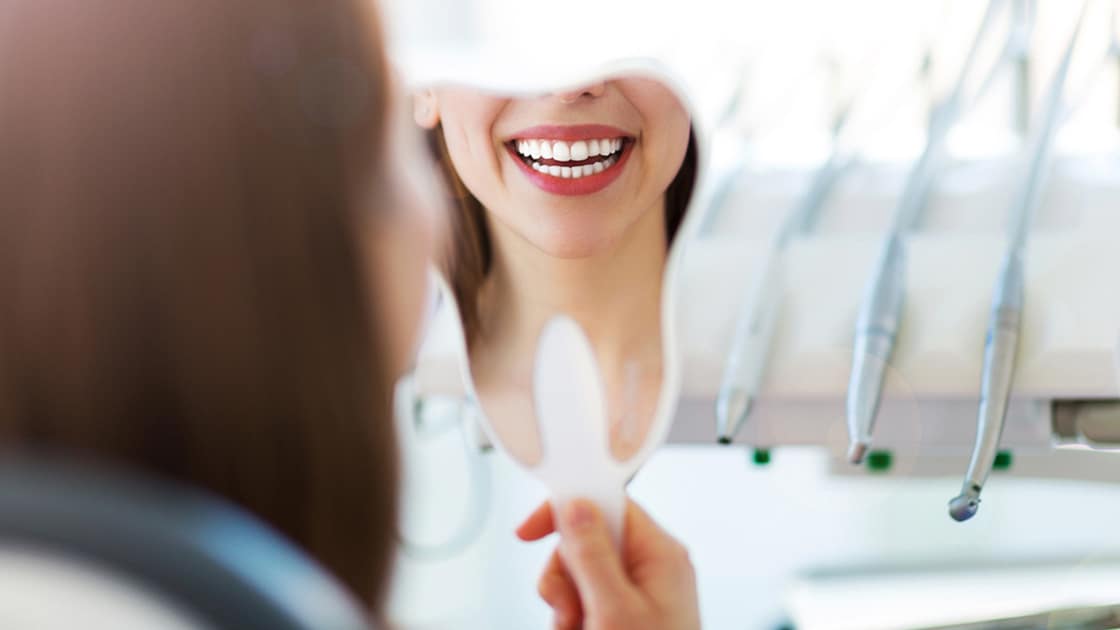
[469,201,669,462]
[477,203,667,377]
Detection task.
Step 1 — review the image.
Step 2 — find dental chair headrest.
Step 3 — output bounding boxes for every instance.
[0,456,372,630]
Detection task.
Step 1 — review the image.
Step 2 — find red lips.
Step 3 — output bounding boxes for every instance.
[506,124,634,196]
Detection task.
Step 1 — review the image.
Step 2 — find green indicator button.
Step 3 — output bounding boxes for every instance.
[752,448,771,466]
[867,450,892,472]
[993,450,1013,470]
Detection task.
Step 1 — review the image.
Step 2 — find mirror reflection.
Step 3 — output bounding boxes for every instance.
[414,76,696,466]
[391,2,1120,629]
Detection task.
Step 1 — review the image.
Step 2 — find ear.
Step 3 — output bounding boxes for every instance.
[412,90,439,129]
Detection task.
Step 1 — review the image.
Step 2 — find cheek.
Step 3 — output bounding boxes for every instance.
[627,83,691,185]
[443,126,501,203]
[438,99,507,200]
[643,121,690,195]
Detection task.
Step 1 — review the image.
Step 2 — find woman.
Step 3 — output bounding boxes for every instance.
[0,0,429,612]
[0,2,698,628]
[415,80,698,463]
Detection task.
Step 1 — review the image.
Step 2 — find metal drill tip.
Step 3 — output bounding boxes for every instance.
[948,494,980,522]
[847,441,869,465]
[716,389,752,446]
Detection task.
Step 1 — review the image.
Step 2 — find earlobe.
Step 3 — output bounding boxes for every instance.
[412,90,439,128]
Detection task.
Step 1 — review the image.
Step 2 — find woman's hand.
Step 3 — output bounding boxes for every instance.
[517,498,700,630]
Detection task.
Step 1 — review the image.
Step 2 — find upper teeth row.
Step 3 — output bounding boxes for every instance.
[516,138,623,162]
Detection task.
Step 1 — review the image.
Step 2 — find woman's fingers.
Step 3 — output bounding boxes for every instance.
[538,549,582,629]
[528,497,700,630]
[520,503,583,626]
[556,499,635,621]
[515,501,555,541]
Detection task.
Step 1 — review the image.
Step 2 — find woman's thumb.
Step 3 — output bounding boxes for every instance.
[556,499,632,615]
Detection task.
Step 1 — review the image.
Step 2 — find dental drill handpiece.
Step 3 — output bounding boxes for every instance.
[713,60,861,445]
[716,151,845,444]
[845,143,944,464]
[846,1,1003,464]
[949,253,1022,522]
[949,1,1085,522]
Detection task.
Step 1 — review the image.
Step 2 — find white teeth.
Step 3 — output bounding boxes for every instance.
[570,140,588,161]
[519,134,628,182]
[552,141,570,161]
[515,137,625,160]
[528,153,619,179]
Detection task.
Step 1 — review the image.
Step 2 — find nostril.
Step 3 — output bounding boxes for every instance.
[555,82,606,103]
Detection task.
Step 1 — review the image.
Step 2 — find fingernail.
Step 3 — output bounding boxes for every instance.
[564,500,596,532]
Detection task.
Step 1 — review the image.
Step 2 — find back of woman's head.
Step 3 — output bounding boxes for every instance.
[0,0,398,608]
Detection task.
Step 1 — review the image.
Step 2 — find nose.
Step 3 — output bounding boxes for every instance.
[554,82,606,104]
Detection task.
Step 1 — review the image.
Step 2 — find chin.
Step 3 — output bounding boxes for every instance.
[526,221,622,259]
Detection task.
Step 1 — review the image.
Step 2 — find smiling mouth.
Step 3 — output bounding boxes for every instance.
[507,137,632,179]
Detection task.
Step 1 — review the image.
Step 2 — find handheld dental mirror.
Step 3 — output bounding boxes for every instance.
[532,316,629,542]
[414,62,702,548]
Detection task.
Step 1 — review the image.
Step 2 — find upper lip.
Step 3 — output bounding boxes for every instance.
[505,124,634,142]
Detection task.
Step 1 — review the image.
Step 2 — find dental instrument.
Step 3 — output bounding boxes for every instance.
[713,42,928,445]
[948,1,1087,523]
[715,112,852,445]
[533,316,628,545]
[846,0,1005,464]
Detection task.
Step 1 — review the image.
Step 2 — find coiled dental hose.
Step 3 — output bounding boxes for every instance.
[394,375,493,563]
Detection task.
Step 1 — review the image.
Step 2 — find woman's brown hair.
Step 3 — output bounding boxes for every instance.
[0,0,398,611]
[433,127,698,344]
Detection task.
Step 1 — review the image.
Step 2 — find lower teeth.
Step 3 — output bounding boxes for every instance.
[530,156,617,179]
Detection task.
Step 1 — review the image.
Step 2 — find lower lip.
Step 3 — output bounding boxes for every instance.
[507,143,633,196]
